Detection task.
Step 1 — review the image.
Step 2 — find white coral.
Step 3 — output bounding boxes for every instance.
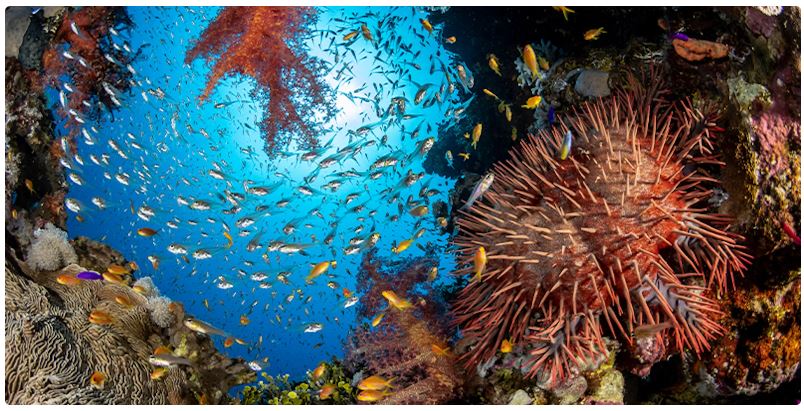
[26,223,77,271]
[132,276,158,297]
[145,296,174,329]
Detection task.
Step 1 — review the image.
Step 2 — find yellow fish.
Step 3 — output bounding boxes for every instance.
[445,36,456,44]
[504,105,512,122]
[437,217,447,227]
[306,261,332,282]
[240,315,250,326]
[342,30,359,41]
[522,44,539,80]
[103,272,127,285]
[90,371,106,389]
[458,152,470,161]
[89,310,113,325]
[471,123,482,149]
[381,290,413,310]
[500,338,513,353]
[357,389,389,402]
[150,367,168,380]
[391,238,413,254]
[584,27,606,41]
[428,266,438,281]
[521,95,542,109]
[371,312,385,327]
[361,23,373,41]
[223,231,233,248]
[24,178,35,194]
[473,246,487,282]
[420,18,433,33]
[137,227,157,237]
[409,205,429,217]
[358,375,396,391]
[312,362,327,380]
[560,130,573,160]
[553,6,575,21]
[114,294,134,308]
[319,383,337,400]
[537,55,550,71]
[512,127,518,141]
[107,264,130,275]
[487,53,501,76]
[56,274,81,286]
[482,89,499,100]
[224,337,234,348]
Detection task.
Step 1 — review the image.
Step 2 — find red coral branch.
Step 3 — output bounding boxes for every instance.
[185,7,334,155]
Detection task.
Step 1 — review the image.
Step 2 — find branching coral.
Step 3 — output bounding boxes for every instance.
[345,251,463,404]
[451,68,751,388]
[185,6,335,155]
[26,222,78,271]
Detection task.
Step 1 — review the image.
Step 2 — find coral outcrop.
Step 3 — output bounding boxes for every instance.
[345,251,464,404]
[185,6,335,155]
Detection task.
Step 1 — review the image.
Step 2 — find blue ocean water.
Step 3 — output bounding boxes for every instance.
[50,6,468,384]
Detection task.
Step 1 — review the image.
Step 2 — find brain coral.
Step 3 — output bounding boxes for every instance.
[451,69,751,387]
[5,250,253,404]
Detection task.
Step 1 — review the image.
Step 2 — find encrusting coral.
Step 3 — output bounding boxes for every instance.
[451,67,751,389]
[185,6,335,156]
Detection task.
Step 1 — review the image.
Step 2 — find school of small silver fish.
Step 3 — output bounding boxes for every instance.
[58,7,473,376]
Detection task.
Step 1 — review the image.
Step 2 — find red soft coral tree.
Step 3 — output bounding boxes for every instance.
[451,68,751,388]
[41,7,134,130]
[185,7,335,155]
[345,251,463,404]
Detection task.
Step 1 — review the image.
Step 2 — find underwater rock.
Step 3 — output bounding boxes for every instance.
[583,368,625,404]
[672,37,729,61]
[5,7,31,58]
[18,10,48,70]
[551,375,587,405]
[507,389,532,405]
[574,69,610,97]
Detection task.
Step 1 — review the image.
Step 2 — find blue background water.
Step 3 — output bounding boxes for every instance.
[49,6,468,384]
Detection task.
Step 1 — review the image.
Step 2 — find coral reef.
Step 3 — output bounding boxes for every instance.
[238,362,356,405]
[185,6,335,155]
[451,68,750,388]
[344,251,464,404]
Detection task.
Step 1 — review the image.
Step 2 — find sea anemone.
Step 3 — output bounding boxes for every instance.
[26,222,77,271]
[451,68,751,388]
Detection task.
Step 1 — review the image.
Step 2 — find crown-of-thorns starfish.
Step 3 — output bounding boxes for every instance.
[451,68,751,387]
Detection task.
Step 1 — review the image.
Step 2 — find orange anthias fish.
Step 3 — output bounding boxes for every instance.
[306,261,332,282]
[381,290,412,310]
[137,227,157,237]
[342,30,359,41]
[357,389,389,402]
[357,375,395,391]
[107,264,130,275]
[420,18,433,33]
[474,246,487,282]
[312,362,327,380]
[223,231,233,248]
[150,367,168,380]
[361,23,373,41]
[522,44,539,80]
[584,27,606,41]
[90,371,106,389]
[224,337,234,348]
[553,6,575,21]
[114,294,134,308]
[103,272,127,285]
[371,312,385,327]
[89,310,113,325]
[500,338,514,353]
[153,346,172,355]
[240,315,250,326]
[343,288,353,298]
[56,274,81,286]
[319,383,337,400]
